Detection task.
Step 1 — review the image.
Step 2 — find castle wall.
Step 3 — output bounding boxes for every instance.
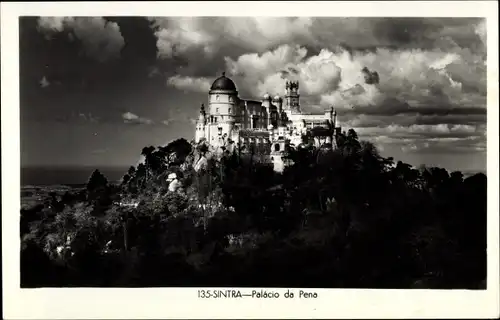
[196,77,340,173]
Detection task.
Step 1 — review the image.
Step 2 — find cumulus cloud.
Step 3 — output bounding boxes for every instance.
[37,17,72,33]
[147,17,486,157]
[149,17,313,60]
[474,20,486,47]
[122,112,153,125]
[166,75,213,93]
[352,123,485,155]
[150,17,216,59]
[149,17,485,103]
[37,17,125,62]
[223,44,485,115]
[355,123,484,139]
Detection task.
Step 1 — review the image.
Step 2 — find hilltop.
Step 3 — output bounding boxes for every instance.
[20,131,487,288]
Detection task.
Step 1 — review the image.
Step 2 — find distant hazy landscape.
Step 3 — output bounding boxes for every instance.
[21,166,127,186]
[21,165,485,189]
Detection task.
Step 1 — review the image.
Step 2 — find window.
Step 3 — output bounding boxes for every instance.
[274,144,280,152]
[216,108,219,113]
[216,95,220,101]
[228,108,231,113]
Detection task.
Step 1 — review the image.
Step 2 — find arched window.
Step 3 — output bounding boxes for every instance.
[274,144,280,152]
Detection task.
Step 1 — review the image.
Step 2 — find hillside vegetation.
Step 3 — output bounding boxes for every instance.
[20,129,487,288]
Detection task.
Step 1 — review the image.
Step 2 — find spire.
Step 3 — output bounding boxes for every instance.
[222,71,226,77]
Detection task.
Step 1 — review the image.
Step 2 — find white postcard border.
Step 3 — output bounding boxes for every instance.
[2,1,499,319]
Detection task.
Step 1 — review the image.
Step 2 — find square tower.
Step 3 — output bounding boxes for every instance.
[285,80,301,114]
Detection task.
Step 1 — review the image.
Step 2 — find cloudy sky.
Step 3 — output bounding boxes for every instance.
[20,16,487,172]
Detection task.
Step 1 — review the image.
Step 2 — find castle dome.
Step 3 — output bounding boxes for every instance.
[210,72,237,91]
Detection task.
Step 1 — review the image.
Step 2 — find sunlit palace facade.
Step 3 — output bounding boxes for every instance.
[195,72,341,172]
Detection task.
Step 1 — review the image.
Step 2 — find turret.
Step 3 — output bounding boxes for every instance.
[262,93,272,128]
[195,103,207,142]
[285,80,300,113]
[262,93,271,107]
[272,95,283,113]
[325,106,336,127]
[332,107,337,128]
[198,103,206,124]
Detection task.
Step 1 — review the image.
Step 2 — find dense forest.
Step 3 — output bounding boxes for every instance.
[20,129,487,288]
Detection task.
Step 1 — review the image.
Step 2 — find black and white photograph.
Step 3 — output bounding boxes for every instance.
[3,1,499,319]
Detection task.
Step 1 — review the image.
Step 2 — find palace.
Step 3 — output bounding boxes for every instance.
[195,72,341,172]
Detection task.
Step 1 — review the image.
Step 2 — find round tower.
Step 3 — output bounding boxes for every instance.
[262,93,272,128]
[195,103,207,142]
[208,72,238,146]
[272,95,283,113]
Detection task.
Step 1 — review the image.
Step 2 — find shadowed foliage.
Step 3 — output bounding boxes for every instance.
[20,130,487,289]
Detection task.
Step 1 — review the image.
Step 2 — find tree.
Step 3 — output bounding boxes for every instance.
[87,169,108,192]
[343,128,361,156]
[128,166,136,176]
[141,146,156,180]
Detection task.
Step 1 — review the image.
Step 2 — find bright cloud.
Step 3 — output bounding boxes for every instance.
[149,17,486,158]
[122,112,153,125]
[149,17,313,59]
[166,75,213,93]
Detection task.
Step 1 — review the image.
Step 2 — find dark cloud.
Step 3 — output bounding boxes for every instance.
[37,17,125,63]
[361,67,379,85]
